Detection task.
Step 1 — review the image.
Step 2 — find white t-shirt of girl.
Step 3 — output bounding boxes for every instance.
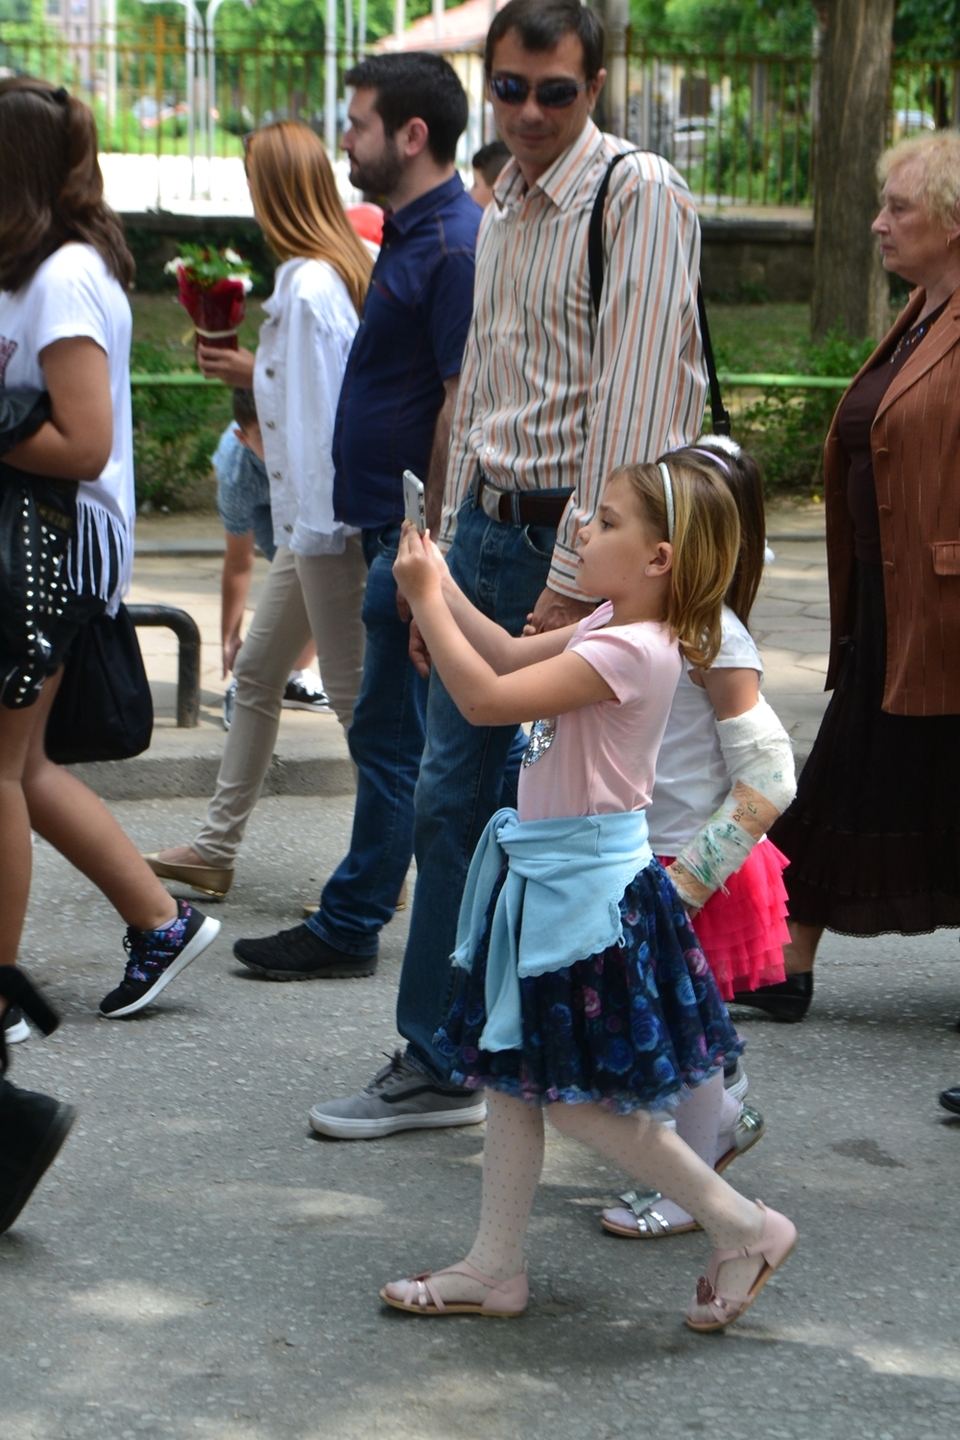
[647,605,763,855]
[0,242,134,614]
[518,603,682,822]
[254,257,360,557]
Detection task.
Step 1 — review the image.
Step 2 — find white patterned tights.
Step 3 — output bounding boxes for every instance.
[420,1090,765,1308]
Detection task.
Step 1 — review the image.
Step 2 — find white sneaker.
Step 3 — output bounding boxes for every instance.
[2,1006,30,1044]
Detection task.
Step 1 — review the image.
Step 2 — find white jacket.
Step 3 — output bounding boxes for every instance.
[254,257,359,556]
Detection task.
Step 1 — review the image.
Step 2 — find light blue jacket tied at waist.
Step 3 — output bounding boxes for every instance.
[451,807,654,1053]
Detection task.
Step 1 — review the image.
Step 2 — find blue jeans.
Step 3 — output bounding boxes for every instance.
[397,498,556,1079]
[307,524,427,956]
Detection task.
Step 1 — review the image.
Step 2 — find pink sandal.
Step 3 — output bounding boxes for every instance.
[685,1201,797,1332]
[380,1260,528,1317]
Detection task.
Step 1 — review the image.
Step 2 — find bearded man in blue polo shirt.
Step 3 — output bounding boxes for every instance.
[233,53,482,1063]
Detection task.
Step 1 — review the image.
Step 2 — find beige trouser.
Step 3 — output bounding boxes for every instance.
[193,539,366,866]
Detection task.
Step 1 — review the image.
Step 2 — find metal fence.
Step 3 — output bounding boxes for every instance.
[2,21,958,210]
[623,46,960,209]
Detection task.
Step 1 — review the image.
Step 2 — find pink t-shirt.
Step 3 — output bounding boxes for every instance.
[518,603,682,822]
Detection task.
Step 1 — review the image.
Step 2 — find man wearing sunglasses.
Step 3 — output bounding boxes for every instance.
[309,0,708,1140]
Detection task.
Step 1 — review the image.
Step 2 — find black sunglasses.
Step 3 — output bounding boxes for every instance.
[490,74,590,109]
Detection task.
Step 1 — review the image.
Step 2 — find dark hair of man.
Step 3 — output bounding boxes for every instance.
[231,387,259,430]
[0,76,134,293]
[472,139,512,186]
[484,0,605,82]
[344,52,468,166]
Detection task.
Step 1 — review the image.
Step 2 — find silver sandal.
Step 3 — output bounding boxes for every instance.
[601,1188,701,1238]
[600,1105,766,1239]
[714,1104,765,1173]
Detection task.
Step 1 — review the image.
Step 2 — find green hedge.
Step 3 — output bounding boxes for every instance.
[725,330,878,494]
[131,343,231,511]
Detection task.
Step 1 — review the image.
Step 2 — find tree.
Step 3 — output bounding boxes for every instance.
[894,0,960,59]
[810,0,895,341]
[628,0,818,52]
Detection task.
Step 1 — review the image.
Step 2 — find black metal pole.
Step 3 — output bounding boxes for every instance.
[126,604,201,728]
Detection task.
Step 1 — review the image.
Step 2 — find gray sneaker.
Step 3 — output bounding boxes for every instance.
[308,1051,487,1139]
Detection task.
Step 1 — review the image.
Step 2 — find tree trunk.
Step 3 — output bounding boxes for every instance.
[811,0,895,342]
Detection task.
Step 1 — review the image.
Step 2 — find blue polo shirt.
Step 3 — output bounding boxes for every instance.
[333,174,480,529]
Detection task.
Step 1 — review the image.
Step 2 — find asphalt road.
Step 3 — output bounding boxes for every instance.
[3,791,960,1440]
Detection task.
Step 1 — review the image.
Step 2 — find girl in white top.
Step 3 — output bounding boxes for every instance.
[601,438,797,1240]
[1,241,134,612]
[0,78,219,1024]
[149,122,373,898]
[380,453,797,1334]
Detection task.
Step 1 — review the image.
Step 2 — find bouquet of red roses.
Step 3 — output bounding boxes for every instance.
[165,245,252,352]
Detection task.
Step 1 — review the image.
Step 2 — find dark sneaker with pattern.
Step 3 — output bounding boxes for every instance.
[282,672,332,713]
[99,900,220,1018]
[308,1051,487,1139]
[233,924,377,980]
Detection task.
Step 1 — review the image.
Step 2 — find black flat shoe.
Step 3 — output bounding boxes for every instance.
[0,1076,76,1233]
[731,971,813,1023]
[0,970,74,1235]
[939,1086,960,1117]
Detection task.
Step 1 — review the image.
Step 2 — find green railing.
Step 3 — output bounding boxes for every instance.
[130,371,853,391]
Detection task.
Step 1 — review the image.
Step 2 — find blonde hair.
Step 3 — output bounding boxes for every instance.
[245,121,373,316]
[877,131,960,231]
[616,457,740,669]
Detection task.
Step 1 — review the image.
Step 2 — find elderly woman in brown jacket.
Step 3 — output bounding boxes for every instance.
[734,132,960,1032]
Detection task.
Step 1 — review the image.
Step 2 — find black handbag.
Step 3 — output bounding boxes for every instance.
[45,603,154,764]
[0,389,78,709]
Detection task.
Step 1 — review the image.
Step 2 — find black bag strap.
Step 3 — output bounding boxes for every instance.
[588,152,731,438]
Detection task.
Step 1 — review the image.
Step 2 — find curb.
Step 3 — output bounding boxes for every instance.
[66,752,355,802]
[136,540,226,557]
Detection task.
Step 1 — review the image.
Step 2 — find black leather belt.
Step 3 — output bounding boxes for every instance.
[476,470,574,527]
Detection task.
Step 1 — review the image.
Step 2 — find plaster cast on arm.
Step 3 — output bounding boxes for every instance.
[668,696,796,910]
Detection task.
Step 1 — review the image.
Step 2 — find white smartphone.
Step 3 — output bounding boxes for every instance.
[402,469,426,534]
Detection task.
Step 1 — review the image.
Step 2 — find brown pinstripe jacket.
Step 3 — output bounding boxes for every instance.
[823,283,960,715]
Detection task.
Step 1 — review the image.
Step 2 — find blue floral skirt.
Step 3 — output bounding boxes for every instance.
[435,859,744,1114]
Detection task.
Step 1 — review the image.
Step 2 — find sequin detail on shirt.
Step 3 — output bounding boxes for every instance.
[522,717,557,767]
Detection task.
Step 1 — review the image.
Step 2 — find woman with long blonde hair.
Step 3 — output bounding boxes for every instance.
[147,121,372,900]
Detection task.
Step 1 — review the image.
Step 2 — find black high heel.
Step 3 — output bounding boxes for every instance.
[0,968,60,1073]
[731,971,813,1023]
[0,968,75,1234]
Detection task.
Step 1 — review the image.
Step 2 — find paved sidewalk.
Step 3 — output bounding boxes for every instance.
[4,791,959,1440]
[5,506,960,1440]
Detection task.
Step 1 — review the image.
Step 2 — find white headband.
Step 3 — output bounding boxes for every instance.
[657,461,675,542]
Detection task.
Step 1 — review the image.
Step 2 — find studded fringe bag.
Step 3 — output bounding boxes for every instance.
[0,390,78,709]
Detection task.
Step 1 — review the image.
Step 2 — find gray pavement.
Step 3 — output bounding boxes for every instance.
[4,510,960,1440]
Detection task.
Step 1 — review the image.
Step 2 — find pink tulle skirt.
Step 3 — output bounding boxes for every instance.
[658,840,790,1001]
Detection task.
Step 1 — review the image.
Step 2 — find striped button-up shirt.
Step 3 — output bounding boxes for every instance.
[440,120,708,599]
